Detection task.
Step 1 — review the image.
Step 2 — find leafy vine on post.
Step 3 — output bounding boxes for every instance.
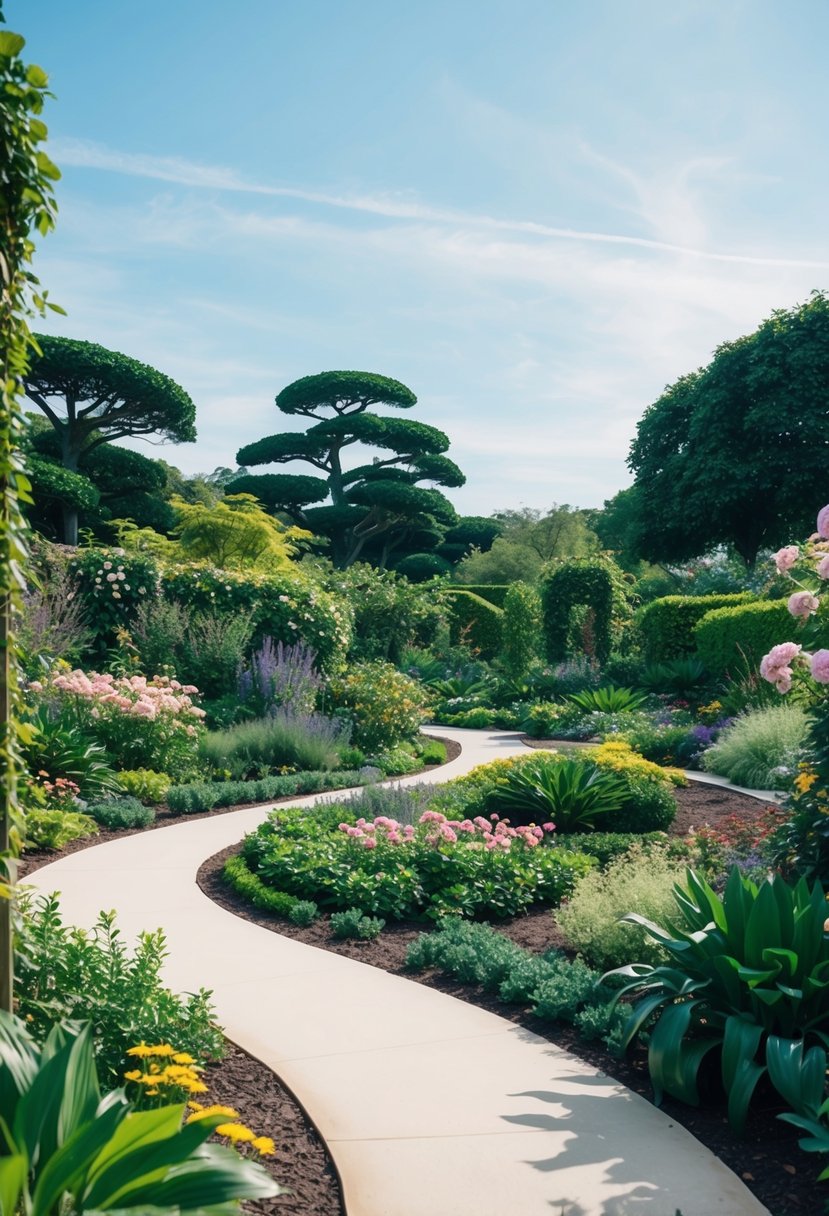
[0,8,61,1011]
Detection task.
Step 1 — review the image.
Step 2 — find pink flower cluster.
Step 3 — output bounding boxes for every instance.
[30,670,205,723]
[337,809,556,852]
[759,643,802,693]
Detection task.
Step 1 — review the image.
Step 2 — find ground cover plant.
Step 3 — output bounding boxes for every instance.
[701,701,809,789]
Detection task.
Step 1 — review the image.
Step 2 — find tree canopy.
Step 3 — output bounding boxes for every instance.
[234,370,464,568]
[627,292,829,568]
[23,334,196,542]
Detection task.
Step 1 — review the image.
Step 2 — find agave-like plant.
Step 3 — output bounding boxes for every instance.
[0,1014,282,1216]
[606,867,829,1132]
[566,685,649,713]
[638,657,708,695]
[485,758,628,831]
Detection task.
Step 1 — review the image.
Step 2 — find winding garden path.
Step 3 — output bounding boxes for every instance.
[27,728,770,1216]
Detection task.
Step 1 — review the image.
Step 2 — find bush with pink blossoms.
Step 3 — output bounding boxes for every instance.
[28,669,206,778]
[240,799,594,921]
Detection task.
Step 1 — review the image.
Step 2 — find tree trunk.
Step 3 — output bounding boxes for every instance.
[60,429,80,545]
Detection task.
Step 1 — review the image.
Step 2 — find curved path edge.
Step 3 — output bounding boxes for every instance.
[27,727,770,1216]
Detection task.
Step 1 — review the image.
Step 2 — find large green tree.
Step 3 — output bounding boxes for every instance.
[234,370,464,568]
[628,292,829,568]
[23,334,196,543]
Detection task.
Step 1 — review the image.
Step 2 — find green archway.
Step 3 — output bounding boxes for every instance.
[540,561,614,665]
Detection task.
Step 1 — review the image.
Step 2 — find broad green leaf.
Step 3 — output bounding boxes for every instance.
[648,1000,717,1106]
[0,1154,26,1216]
[31,1101,126,1216]
[766,1036,827,1118]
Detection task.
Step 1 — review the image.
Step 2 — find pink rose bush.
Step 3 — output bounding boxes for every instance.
[28,669,205,776]
[761,504,829,696]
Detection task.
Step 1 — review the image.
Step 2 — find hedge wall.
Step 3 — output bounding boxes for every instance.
[637,593,753,662]
[454,584,510,608]
[444,589,504,658]
[693,600,821,677]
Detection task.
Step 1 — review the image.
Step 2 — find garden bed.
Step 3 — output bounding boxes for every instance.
[197,782,823,1216]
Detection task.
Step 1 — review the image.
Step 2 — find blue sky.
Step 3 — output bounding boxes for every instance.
[10,0,829,514]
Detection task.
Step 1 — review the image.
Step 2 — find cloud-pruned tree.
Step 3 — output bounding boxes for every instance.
[234,370,464,568]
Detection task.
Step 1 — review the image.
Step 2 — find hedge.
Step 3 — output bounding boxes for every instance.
[454,584,510,608]
[693,600,823,676]
[637,593,753,662]
[443,589,504,658]
[166,768,370,814]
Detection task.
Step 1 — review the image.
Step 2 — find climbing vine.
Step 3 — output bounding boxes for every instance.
[0,10,61,1009]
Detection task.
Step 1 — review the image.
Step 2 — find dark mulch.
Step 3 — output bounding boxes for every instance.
[196,781,826,1216]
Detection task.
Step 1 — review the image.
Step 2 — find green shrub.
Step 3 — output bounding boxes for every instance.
[609,868,829,1131]
[637,593,752,662]
[450,584,510,608]
[556,831,668,867]
[484,758,629,831]
[566,685,649,713]
[443,589,504,658]
[501,582,542,681]
[116,768,171,804]
[69,547,161,646]
[330,564,446,664]
[521,702,566,738]
[638,657,709,696]
[370,745,421,776]
[557,843,687,970]
[16,893,223,1084]
[694,599,814,677]
[431,706,499,729]
[22,709,121,799]
[240,801,594,921]
[86,795,155,830]
[330,908,385,939]
[603,775,677,833]
[326,661,427,750]
[166,767,369,813]
[418,737,447,765]
[223,853,304,916]
[287,899,319,926]
[200,709,348,779]
[702,703,809,788]
[22,808,98,850]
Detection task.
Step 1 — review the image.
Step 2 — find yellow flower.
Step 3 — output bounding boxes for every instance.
[794,771,819,794]
[123,1069,142,1082]
[172,1052,196,1064]
[252,1136,276,1156]
[126,1044,155,1058]
[216,1122,256,1143]
[185,1103,240,1123]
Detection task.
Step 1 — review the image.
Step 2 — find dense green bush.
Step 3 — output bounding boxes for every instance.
[556,831,670,868]
[326,660,427,750]
[557,843,687,970]
[450,584,510,607]
[484,758,629,831]
[16,893,223,1083]
[637,593,752,663]
[330,909,385,939]
[329,564,447,663]
[69,547,161,646]
[200,709,348,779]
[701,703,809,788]
[116,768,172,804]
[443,589,504,658]
[238,801,593,921]
[21,709,121,798]
[87,795,155,829]
[693,599,807,676]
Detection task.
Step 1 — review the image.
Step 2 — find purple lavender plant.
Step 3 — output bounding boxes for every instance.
[239,638,321,716]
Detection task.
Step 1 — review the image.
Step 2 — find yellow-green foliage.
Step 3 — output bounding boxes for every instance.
[557,843,686,970]
[591,740,686,787]
[327,661,428,751]
[637,593,753,662]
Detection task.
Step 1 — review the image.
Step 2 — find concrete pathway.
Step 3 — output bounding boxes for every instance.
[26,727,770,1216]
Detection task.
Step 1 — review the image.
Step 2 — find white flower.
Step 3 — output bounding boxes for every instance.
[124,584,131,591]
[112,591,121,599]
[117,572,126,581]
[103,561,112,570]
[279,595,290,602]
[138,587,146,594]
[106,573,117,582]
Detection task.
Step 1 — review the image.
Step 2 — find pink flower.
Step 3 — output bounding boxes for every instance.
[362,837,377,849]
[542,823,555,833]
[817,556,829,580]
[773,546,799,574]
[818,505,829,539]
[810,650,829,684]
[760,642,802,693]
[788,591,820,619]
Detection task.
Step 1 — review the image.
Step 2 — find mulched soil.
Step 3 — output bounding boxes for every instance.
[195,780,826,1216]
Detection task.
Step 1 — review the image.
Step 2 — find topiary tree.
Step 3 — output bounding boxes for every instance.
[234,370,464,568]
[394,552,452,582]
[23,334,196,543]
[541,561,615,665]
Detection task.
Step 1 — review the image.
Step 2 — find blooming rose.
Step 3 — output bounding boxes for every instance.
[810,650,829,685]
[788,591,820,618]
[818,505,829,540]
[774,545,799,573]
[760,641,802,693]
[817,556,829,580]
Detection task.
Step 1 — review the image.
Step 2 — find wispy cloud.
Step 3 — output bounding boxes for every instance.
[52,137,829,271]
